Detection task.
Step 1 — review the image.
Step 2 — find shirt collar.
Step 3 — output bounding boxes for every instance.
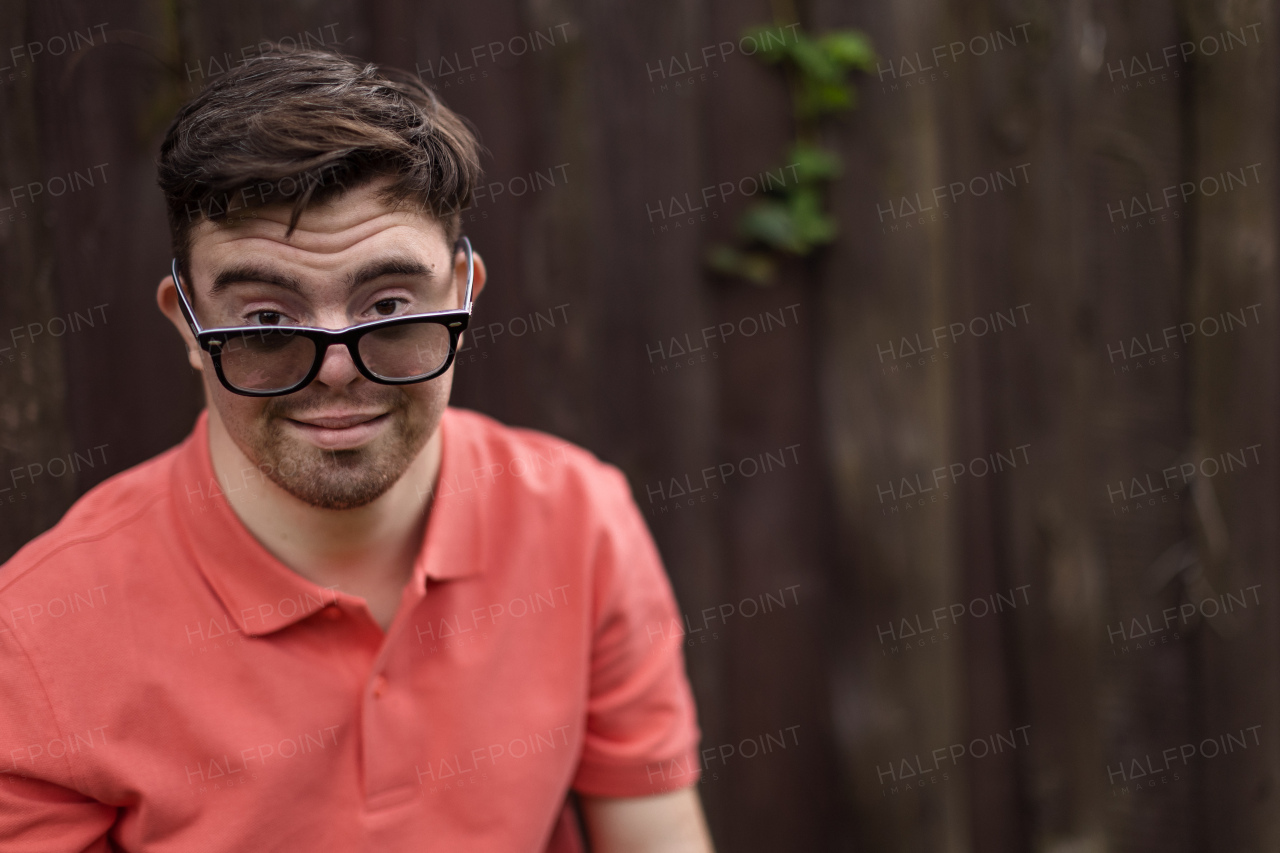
[168,407,485,637]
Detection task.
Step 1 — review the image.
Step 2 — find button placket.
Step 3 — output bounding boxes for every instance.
[361,591,436,805]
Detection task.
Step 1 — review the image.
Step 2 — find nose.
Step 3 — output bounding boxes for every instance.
[312,339,363,389]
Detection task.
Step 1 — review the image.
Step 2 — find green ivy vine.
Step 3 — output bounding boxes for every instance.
[706,25,875,285]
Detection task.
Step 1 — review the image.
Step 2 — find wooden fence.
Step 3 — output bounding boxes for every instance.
[1,0,1276,849]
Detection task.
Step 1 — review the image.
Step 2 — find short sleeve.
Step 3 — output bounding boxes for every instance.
[0,625,116,851]
[570,467,703,797]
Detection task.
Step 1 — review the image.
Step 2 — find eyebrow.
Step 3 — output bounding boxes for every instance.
[208,256,436,296]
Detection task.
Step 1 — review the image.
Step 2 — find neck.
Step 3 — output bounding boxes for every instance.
[204,407,442,596]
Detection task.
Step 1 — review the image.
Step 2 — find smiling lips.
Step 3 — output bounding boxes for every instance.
[285,412,389,449]
[289,413,384,429]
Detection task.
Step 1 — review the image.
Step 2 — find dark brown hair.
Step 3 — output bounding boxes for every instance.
[157,47,482,276]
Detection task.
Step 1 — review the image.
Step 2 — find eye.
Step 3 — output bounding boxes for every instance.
[373,299,403,317]
[249,310,286,326]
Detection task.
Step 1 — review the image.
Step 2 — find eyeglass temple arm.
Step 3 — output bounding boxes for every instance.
[170,258,206,336]
[171,238,473,333]
[458,235,475,313]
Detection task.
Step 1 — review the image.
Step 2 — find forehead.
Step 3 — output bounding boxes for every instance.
[188,180,447,277]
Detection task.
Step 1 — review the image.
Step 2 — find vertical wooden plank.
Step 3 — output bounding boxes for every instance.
[932,2,1037,848]
[683,0,847,846]
[1046,2,1207,849]
[0,1,76,561]
[37,0,202,496]
[809,0,967,848]
[1184,2,1280,851]
[563,0,730,839]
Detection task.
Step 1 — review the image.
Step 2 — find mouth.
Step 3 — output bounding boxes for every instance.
[284,412,390,450]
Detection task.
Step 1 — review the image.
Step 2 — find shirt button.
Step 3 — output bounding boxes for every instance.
[373,675,388,698]
[324,606,342,621]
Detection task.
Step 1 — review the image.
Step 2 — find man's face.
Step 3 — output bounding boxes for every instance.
[161,180,485,510]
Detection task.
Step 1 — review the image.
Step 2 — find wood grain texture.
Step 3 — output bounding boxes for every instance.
[1,0,1276,850]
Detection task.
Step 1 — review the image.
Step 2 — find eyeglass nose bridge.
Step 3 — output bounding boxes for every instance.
[309,331,363,374]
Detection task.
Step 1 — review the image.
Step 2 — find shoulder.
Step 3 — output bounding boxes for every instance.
[0,442,181,599]
[443,406,636,514]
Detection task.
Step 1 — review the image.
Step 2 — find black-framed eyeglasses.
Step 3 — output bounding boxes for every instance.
[171,236,474,397]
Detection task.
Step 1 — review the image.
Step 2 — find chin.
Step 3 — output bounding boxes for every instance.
[263,408,435,509]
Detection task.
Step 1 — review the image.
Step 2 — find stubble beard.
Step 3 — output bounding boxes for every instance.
[248,391,439,510]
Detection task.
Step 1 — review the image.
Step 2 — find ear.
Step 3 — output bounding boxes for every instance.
[156,272,205,374]
[454,246,488,307]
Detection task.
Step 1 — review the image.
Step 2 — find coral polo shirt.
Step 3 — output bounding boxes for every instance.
[0,407,701,851]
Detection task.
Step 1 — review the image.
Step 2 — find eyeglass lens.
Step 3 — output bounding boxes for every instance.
[360,323,452,380]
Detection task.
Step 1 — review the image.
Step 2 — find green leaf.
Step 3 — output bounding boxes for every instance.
[789,143,842,182]
[797,77,853,118]
[819,31,877,70]
[788,35,842,82]
[787,187,837,249]
[735,251,777,285]
[706,243,743,273]
[705,244,777,284]
[738,199,804,253]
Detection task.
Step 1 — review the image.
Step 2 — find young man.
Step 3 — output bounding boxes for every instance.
[0,49,713,851]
